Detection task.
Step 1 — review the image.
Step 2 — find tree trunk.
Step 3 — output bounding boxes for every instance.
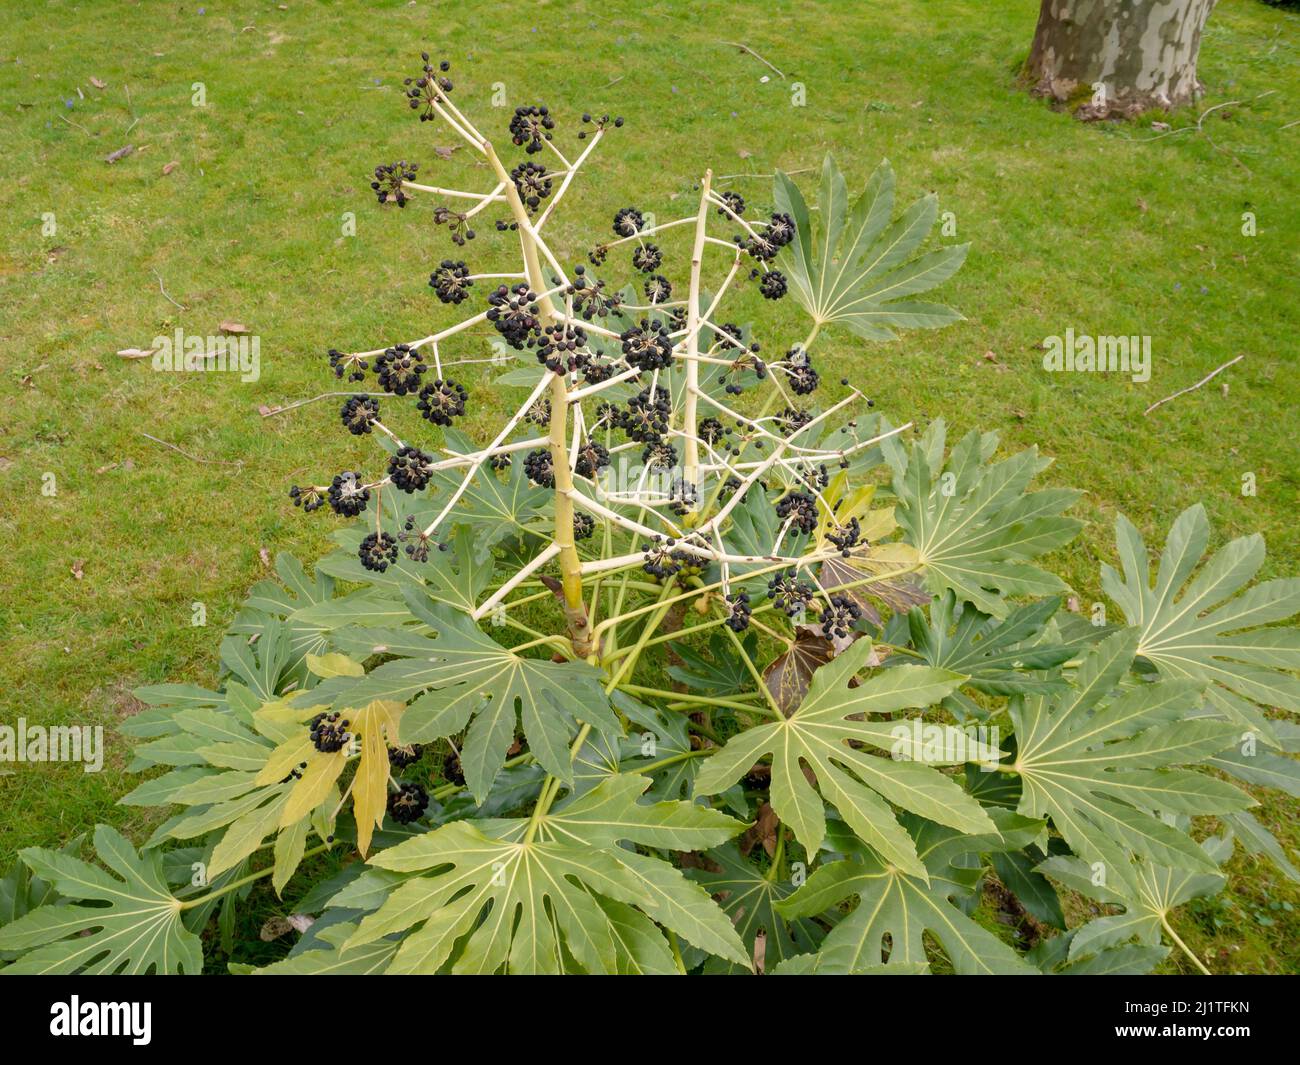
[1025,0,1217,119]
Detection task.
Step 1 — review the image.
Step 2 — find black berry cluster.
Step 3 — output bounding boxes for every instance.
[775,490,819,535]
[511,160,552,212]
[328,472,370,517]
[716,191,745,217]
[289,484,324,513]
[698,417,726,446]
[487,284,541,349]
[777,407,813,434]
[620,320,674,372]
[632,243,662,273]
[388,743,424,769]
[359,531,398,572]
[768,570,815,617]
[737,211,796,261]
[573,512,595,540]
[787,350,820,395]
[387,782,429,824]
[725,591,752,632]
[509,105,554,153]
[618,386,671,443]
[404,54,453,121]
[328,348,367,382]
[642,440,678,470]
[371,161,418,207]
[820,594,863,640]
[578,112,623,140]
[388,446,435,493]
[565,264,621,320]
[375,344,427,396]
[613,207,645,237]
[575,439,610,478]
[341,395,380,435]
[430,259,473,304]
[534,322,589,374]
[432,205,476,245]
[642,536,690,580]
[757,269,788,300]
[524,448,554,487]
[643,275,673,304]
[828,517,862,557]
[417,378,468,425]
[309,711,351,754]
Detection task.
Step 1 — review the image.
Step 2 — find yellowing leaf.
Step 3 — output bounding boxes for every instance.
[306,652,365,679]
[350,699,405,856]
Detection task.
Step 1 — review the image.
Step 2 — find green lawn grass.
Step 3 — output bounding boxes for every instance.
[1,0,1296,973]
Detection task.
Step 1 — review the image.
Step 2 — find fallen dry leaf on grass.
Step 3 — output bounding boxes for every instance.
[104,145,134,164]
[117,348,157,360]
[71,560,85,580]
[90,76,107,89]
[162,161,179,175]
[219,321,251,335]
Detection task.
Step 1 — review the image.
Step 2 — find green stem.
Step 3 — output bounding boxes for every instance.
[637,747,712,775]
[622,684,765,715]
[1162,916,1212,975]
[724,625,784,719]
[179,842,333,911]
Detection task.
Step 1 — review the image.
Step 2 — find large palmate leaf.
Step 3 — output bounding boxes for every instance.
[893,591,1082,719]
[685,842,825,974]
[1102,503,1300,740]
[228,553,343,686]
[693,640,998,877]
[774,155,968,341]
[0,826,201,974]
[881,420,1082,617]
[1037,832,1231,965]
[1010,629,1253,875]
[314,592,619,802]
[776,812,1042,974]
[341,776,748,974]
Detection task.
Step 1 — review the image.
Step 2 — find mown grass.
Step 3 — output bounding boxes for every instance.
[0,0,1296,973]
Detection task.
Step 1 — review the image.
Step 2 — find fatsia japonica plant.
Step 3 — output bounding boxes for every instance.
[4,54,1299,978]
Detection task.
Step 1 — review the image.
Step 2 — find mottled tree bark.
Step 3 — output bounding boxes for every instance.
[1026,0,1217,118]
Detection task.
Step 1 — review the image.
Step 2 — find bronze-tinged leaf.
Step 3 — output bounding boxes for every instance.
[762,629,836,716]
[819,551,928,618]
[219,320,251,335]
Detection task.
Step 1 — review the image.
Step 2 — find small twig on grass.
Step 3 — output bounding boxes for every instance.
[58,114,94,136]
[1143,354,1244,416]
[151,269,187,310]
[715,167,813,181]
[139,432,244,467]
[718,40,785,80]
[259,391,389,418]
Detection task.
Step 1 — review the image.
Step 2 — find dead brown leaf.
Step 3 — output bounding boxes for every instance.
[740,802,779,858]
[117,347,157,360]
[219,321,251,335]
[71,560,85,580]
[162,160,179,176]
[259,917,293,941]
[90,76,107,90]
[104,145,134,164]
